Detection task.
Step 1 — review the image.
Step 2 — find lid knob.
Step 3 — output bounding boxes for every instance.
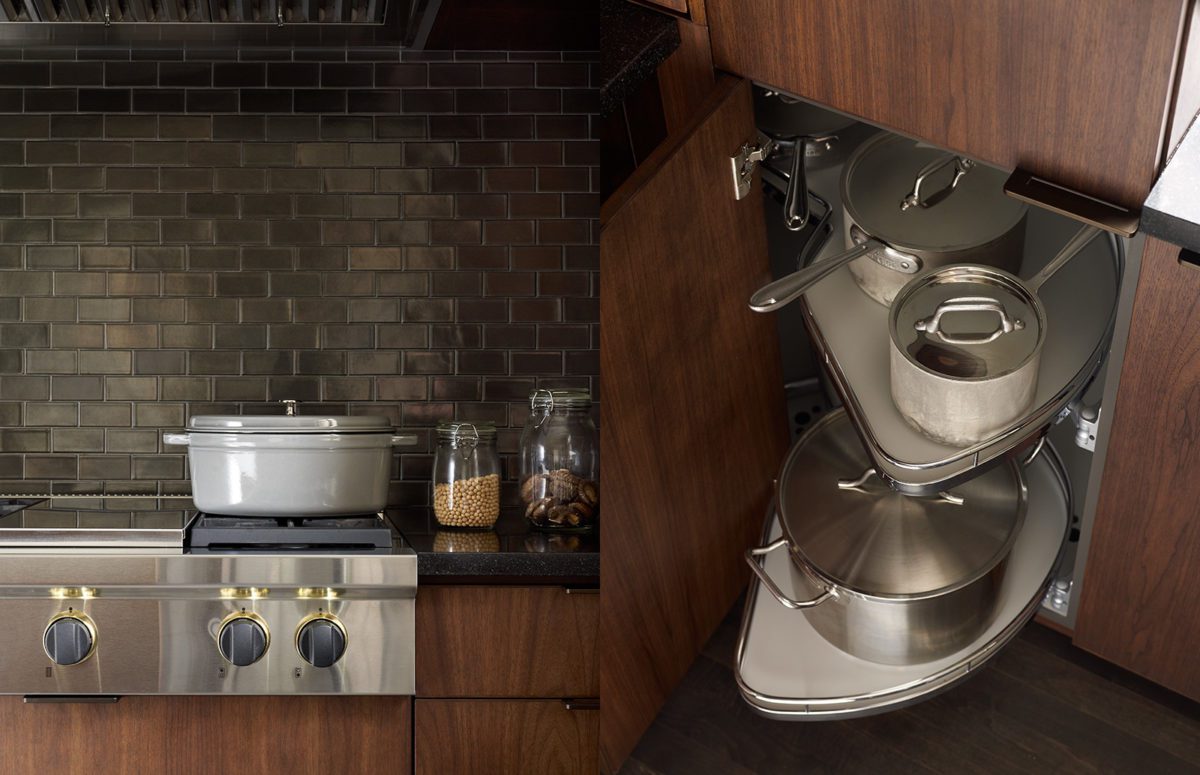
[280,399,299,416]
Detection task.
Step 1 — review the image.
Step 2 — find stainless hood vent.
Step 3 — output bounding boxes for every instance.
[0,0,389,24]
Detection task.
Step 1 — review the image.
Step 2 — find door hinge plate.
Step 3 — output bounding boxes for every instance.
[730,136,776,201]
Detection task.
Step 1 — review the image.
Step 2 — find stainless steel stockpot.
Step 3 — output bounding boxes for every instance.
[746,410,1027,666]
[749,133,1028,312]
[888,224,1102,446]
[164,405,417,517]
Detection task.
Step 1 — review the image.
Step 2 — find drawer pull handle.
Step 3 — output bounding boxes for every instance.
[24,695,121,704]
[563,699,599,711]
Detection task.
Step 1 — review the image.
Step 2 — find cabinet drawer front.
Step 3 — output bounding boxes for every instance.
[706,0,1187,210]
[0,696,411,775]
[415,699,598,775]
[416,586,598,697]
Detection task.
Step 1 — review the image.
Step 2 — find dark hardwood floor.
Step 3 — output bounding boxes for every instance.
[620,600,1200,774]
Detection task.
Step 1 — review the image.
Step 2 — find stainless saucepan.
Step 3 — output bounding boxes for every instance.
[749,133,1028,311]
[746,409,1029,666]
[889,224,1103,446]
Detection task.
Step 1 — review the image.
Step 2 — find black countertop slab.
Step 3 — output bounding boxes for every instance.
[1142,112,1200,250]
[600,0,680,117]
[387,507,599,583]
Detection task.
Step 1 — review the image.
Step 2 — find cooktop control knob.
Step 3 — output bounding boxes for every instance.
[218,613,269,667]
[296,614,346,668]
[43,613,96,666]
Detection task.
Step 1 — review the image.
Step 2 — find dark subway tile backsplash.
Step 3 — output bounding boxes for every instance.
[0,50,598,507]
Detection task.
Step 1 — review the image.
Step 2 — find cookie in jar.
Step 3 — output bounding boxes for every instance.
[519,390,598,531]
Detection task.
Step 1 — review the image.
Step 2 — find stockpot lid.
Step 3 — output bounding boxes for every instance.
[891,265,1045,380]
[188,414,394,434]
[842,133,1027,252]
[777,409,1026,599]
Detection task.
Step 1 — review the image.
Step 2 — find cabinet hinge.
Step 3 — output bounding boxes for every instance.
[730,135,776,201]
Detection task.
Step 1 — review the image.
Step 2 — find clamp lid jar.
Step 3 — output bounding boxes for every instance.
[519,390,599,531]
[433,421,501,529]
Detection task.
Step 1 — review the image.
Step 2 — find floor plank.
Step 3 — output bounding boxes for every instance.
[623,601,1200,775]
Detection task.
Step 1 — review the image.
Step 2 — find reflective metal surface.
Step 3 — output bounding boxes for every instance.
[737,442,1072,718]
[795,146,1125,494]
[778,411,1025,598]
[0,551,416,695]
[0,499,193,549]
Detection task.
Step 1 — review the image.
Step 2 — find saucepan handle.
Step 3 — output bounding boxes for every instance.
[901,154,975,211]
[915,295,1026,345]
[390,434,419,447]
[744,538,834,610]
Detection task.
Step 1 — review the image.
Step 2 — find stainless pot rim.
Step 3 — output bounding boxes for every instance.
[889,264,1048,383]
[775,410,1028,602]
[841,132,1028,254]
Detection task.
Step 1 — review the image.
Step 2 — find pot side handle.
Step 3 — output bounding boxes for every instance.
[744,538,834,610]
[390,434,418,447]
[162,432,190,446]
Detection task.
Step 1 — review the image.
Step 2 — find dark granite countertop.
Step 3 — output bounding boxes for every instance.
[1142,112,1200,250]
[387,507,599,583]
[600,0,680,117]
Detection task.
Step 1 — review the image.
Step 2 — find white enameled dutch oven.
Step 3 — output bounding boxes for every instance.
[164,405,418,517]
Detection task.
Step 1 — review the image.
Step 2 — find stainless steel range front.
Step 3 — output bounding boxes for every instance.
[0,499,417,696]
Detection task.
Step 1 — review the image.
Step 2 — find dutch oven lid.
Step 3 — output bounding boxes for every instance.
[891,266,1044,380]
[188,414,393,433]
[842,133,1027,252]
[777,409,1026,598]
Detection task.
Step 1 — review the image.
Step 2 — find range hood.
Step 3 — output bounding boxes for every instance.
[0,0,429,26]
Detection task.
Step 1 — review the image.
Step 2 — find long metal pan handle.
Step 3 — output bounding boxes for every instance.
[782,138,811,231]
[744,538,833,610]
[749,239,883,312]
[1026,224,1103,293]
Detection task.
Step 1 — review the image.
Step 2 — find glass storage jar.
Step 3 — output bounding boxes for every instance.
[433,421,501,529]
[519,389,598,530]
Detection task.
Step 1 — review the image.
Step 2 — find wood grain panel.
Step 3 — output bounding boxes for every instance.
[657,19,716,135]
[0,696,411,775]
[415,699,598,775]
[600,75,788,771]
[416,586,599,698]
[705,0,1188,210]
[1074,237,1200,701]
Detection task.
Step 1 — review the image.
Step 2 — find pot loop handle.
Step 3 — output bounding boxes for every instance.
[530,388,554,429]
[901,154,975,211]
[745,538,834,610]
[915,296,1025,346]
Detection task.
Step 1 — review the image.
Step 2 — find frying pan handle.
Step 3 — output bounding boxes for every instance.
[915,296,1026,345]
[901,154,975,211]
[745,538,834,610]
[748,239,881,312]
[781,134,836,231]
[783,138,811,231]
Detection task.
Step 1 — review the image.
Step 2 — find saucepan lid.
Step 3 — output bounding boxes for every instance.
[890,265,1045,381]
[842,133,1027,253]
[777,409,1026,599]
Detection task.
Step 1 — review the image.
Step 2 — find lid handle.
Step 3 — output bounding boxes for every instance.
[837,468,964,505]
[900,154,975,211]
[279,399,299,416]
[914,296,1025,346]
